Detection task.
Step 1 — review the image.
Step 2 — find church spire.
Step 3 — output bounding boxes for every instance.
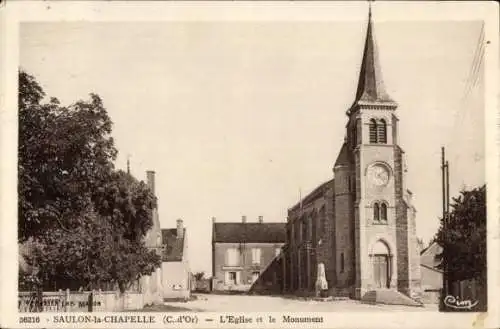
[353,3,394,105]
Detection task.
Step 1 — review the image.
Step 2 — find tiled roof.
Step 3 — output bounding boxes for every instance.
[161,228,185,262]
[212,222,286,243]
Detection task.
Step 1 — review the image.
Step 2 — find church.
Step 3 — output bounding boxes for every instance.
[281,7,422,301]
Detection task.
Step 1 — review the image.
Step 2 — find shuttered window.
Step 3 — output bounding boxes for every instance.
[369,119,378,143]
[226,248,239,266]
[378,119,387,144]
[373,203,380,221]
[381,203,388,222]
[251,248,261,265]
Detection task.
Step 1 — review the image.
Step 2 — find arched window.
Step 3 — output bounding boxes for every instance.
[302,219,309,241]
[369,119,378,143]
[295,221,300,241]
[311,212,317,245]
[373,203,380,221]
[380,203,388,222]
[378,119,387,144]
[320,206,326,233]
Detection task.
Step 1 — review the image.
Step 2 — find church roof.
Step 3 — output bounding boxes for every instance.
[212,222,286,244]
[334,142,351,167]
[352,8,395,105]
[289,178,334,212]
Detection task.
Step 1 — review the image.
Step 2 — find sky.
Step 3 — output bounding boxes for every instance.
[19,12,485,275]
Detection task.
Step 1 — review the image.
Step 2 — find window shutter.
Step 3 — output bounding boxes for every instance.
[374,203,380,221]
[378,119,387,144]
[381,203,388,221]
[369,119,378,143]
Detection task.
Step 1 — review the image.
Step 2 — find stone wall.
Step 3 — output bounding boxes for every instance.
[394,146,410,295]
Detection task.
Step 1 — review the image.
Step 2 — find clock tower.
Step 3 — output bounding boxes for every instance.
[333,6,421,299]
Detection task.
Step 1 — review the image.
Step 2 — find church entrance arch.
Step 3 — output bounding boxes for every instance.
[371,240,391,289]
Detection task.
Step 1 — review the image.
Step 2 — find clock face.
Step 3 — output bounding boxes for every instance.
[368,164,390,186]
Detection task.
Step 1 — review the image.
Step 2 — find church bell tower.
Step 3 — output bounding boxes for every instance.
[337,4,421,299]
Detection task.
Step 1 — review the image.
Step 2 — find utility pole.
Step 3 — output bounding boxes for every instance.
[441,147,450,310]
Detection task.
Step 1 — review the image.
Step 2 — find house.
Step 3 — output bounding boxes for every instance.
[161,219,191,300]
[420,241,443,304]
[281,6,422,302]
[211,216,286,292]
[139,170,163,305]
[248,250,284,295]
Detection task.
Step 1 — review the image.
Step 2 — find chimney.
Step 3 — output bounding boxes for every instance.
[176,219,184,239]
[241,215,247,223]
[258,215,263,223]
[146,170,156,195]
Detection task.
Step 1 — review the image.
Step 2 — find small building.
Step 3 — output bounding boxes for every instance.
[140,170,163,305]
[161,219,191,300]
[420,241,443,304]
[211,216,286,292]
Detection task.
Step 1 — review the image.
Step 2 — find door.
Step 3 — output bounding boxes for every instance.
[373,255,389,288]
[228,272,237,285]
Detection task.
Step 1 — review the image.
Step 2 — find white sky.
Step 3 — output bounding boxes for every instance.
[20,13,485,275]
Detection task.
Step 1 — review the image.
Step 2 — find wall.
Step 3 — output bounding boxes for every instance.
[139,267,163,305]
[161,261,190,299]
[421,265,442,291]
[284,185,341,296]
[213,242,283,291]
[18,290,144,312]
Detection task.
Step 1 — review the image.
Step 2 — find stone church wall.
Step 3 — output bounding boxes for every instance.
[394,146,410,295]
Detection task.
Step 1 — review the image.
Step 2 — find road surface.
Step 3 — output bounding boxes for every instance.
[164,294,439,312]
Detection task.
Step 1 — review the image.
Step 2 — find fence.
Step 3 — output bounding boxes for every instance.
[441,276,487,312]
[19,289,145,312]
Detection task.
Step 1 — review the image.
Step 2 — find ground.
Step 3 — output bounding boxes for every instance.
[158,294,439,312]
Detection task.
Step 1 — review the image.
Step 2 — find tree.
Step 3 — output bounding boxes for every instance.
[436,185,486,281]
[19,70,117,241]
[194,272,205,281]
[25,209,160,292]
[18,70,160,292]
[416,237,425,253]
[93,170,157,242]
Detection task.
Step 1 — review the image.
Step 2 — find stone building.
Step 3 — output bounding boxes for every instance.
[282,8,421,301]
[140,170,163,305]
[161,219,191,300]
[141,170,191,301]
[420,241,443,304]
[211,216,285,292]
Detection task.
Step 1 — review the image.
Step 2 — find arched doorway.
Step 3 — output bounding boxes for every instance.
[371,240,391,289]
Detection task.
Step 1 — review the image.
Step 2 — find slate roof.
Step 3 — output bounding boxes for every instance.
[289,178,334,212]
[352,8,395,106]
[334,143,351,167]
[212,222,286,244]
[420,241,443,272]
[161,228,185,262]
